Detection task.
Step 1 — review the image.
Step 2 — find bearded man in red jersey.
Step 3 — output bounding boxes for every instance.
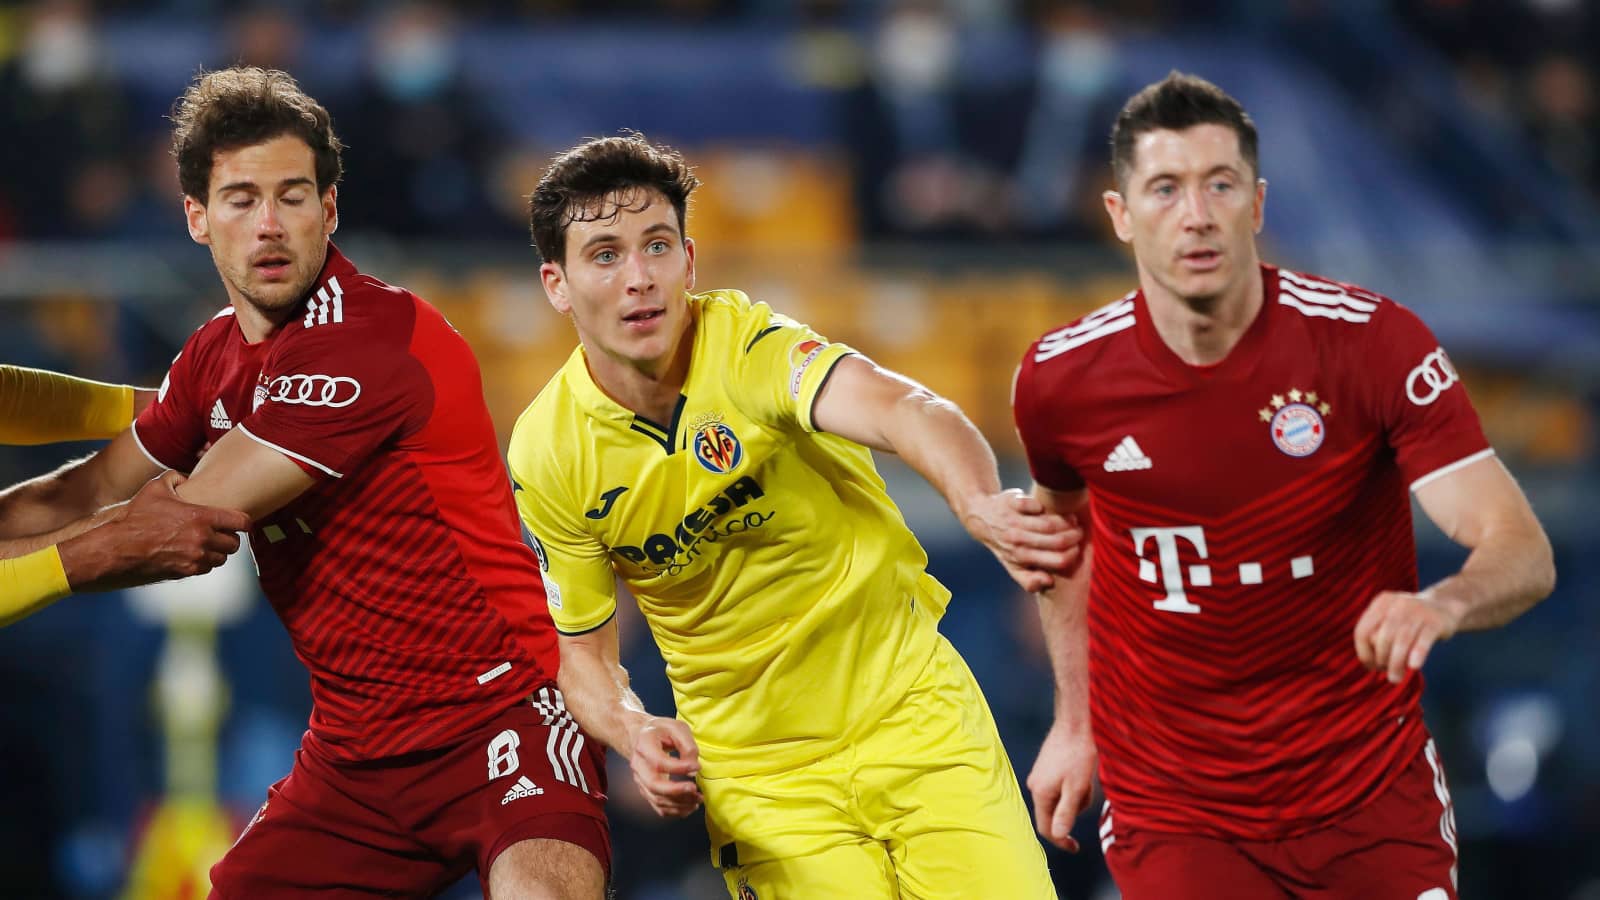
[0,67,608,898]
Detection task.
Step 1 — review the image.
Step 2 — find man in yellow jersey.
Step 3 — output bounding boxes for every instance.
[0,364,251,624]
[508,133,1077,899]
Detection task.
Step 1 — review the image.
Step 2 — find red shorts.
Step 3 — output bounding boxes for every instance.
[1103,739,1458,900]
[210,685,609,898]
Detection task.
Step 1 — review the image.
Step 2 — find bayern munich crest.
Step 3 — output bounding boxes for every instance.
[691,413,744,474]
[1259,388,1331,458]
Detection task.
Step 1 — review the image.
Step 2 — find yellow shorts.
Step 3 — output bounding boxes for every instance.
[701,635,1056,899]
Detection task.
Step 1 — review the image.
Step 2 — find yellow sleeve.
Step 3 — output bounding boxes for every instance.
[727,302,854,432]
[0,545,72,626]
[507,439,619,635]
[0,365,135,445]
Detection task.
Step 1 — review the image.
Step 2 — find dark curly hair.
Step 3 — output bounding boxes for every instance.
[170,66,343,203]
[529,131,699,266]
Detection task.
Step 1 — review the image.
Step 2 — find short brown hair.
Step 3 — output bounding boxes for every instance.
[170,66,343,202]
[529,132,699,266]
[1111,71,1258,188]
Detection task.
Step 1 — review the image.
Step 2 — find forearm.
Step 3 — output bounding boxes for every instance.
[1427,522,1555,632]
[1037,543,1093,730]
[883,390,1002,519]
[0,505,113,559]
[556,647,654,757]
[0,365,135,445]
[0,459,111,539]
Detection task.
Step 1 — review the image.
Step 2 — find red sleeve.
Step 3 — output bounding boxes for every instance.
[1012,344,1085,492]
[242,296,431,479]
[1367,301,1492,490]
[131,334,207,472]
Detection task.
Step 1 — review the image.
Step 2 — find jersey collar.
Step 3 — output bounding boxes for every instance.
[316,241,359,285]
[562,345,638,426]
[1133,263,1279,385]
[562,297,707,453]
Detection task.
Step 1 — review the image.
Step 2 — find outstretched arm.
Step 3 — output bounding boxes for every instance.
[557,618,703,818]
[1354,455,1555,682]
[0,460,251,627]
[0,364,142,446]
[50,471,249,594]
[2,421,301,562]
[811,355,1081,590]
[0,429,164,541]
[0,423,305,627]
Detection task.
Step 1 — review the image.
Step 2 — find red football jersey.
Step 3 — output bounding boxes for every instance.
[134,244,557,762]
[1013,264,1491,841]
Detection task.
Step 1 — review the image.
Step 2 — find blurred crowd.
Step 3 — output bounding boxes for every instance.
[3,0,1596,245]
[0,1,1597,898]
[1399,0,1600,206]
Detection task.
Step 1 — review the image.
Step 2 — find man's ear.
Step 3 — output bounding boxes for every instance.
[185,194,211,246]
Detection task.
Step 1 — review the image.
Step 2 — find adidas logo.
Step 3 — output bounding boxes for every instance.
[500,775,544,805]
[209,399,233,430]
[1103,436,1152,472]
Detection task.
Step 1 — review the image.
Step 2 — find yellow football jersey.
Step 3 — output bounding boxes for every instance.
[508,289,951,778]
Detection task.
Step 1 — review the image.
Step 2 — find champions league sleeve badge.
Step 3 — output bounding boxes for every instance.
[1259,388,1331,457]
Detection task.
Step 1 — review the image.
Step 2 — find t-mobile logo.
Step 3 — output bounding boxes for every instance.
[1130,525,1315,614]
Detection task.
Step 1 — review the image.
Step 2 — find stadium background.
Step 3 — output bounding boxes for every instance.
[1,0,1597,897]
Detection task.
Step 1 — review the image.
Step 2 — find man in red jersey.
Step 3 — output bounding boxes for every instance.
[0,67,607,898]
[1012,72,1555,900]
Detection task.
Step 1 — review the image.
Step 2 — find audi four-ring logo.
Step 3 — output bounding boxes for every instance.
[267,374,362,408]
[1405,347,1459,406]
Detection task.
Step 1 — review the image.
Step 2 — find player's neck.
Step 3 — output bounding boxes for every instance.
[1142,271,1264,367]
[584,323,695,426]
[229,293,298,345]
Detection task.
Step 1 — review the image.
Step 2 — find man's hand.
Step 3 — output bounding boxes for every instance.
[627,716,704,818]
[959,488,1082,592]
[1026,723,1097,852]
[1354,590,1462,684]
[62,471,253,591]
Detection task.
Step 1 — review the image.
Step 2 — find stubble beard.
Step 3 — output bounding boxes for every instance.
[1168,262,1233,316]
[228,261,317,321]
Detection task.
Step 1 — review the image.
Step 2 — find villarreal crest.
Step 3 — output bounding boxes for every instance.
[691,413,744,474]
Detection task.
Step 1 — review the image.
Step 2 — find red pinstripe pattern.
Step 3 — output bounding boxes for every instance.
[1011,266,1488,842]
[160,252,557,763]
[253,432,552,761]
[1087,442,1426,839]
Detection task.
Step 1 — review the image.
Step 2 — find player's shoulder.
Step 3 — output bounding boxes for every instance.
[508,350,586,468]
[692,288,783,345]
[298,265,415,330]
[175,305,241,364]
[266,273,425,383]
[1272,266,1399,329]
[507,354,595,518]
[189,303,238,337]
[694,287,756,317]
[1025,289,1141,374]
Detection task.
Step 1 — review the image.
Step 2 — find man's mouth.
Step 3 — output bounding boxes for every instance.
[1180,249,1222,269]
[623,308,664,325]
[253,254,292,278]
